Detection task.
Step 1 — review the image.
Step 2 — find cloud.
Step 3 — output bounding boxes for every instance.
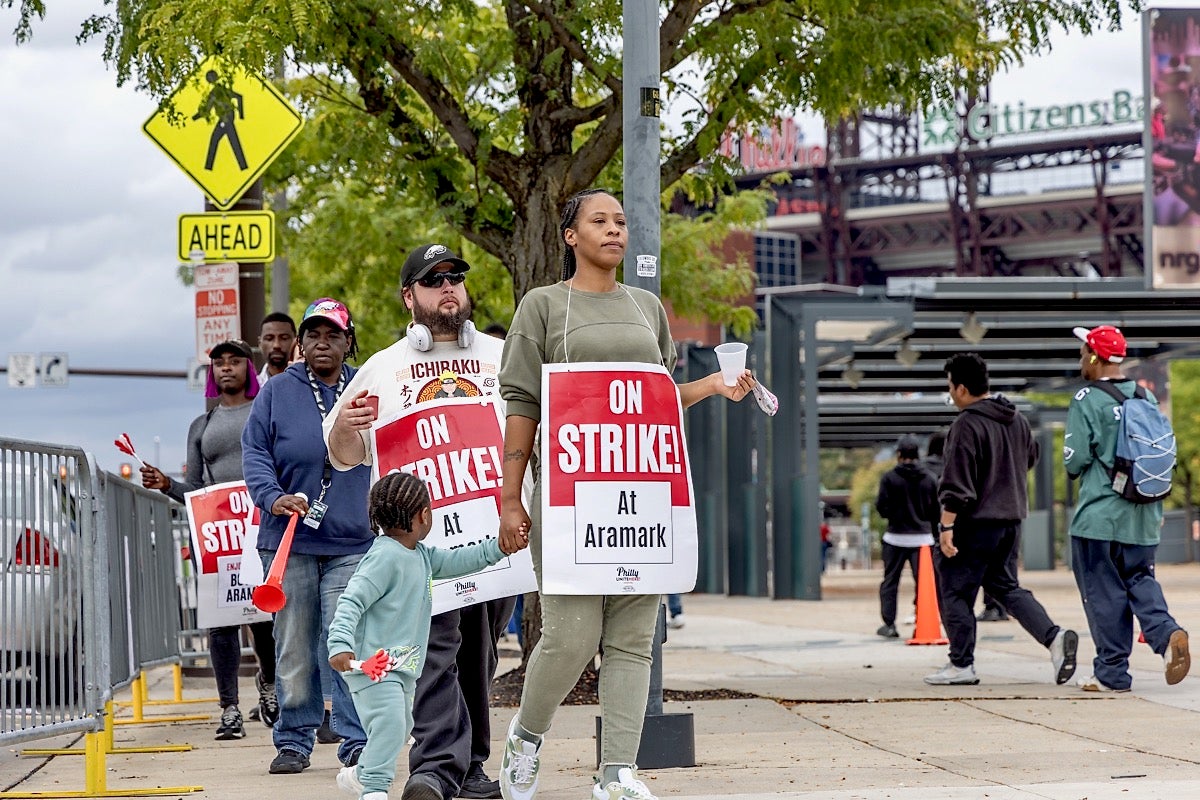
[1,1,215,475]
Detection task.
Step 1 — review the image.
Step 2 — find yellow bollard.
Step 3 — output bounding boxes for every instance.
[1,729,202,797]
[23,701,192,756]
[112,664,216,707]
[113,673,210,725]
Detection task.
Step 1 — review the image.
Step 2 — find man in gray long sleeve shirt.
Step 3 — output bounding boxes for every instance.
[138,338,277,742]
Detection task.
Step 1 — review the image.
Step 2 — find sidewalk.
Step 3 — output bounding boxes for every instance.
[5,565,1200,799]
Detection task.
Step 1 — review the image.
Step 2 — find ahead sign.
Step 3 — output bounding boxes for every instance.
[179,210,275,263]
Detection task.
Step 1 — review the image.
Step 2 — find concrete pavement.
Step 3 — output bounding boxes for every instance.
[4,565,1200,799]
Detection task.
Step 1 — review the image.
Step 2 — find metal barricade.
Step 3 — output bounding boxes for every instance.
[102,473,183,684]
[0,439,99,746]
[1,438,202,797]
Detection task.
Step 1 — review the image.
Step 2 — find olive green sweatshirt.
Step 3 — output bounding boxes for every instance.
[499,282,676,421]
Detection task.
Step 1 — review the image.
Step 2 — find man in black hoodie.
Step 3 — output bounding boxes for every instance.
[926,353,1078,686]
[874,435,938,638]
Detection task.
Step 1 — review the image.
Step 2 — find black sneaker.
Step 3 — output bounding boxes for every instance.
[876,623,899,639]
[268,748,310,774]
[400,773,444,800]
[977,607,1009,622]
[316,709,343,744]
[215,705,245,740]
[458,761,501,799]
[256,671,279,728]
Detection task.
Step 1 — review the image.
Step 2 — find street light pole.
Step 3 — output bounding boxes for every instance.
[621,0,661,297]
[598,0,696,771]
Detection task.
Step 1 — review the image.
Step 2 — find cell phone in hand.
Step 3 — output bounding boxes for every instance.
[362,395,380,419]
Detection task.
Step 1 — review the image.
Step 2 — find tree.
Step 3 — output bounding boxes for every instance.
[9,0,1140,314]
[1169,361,1200,515]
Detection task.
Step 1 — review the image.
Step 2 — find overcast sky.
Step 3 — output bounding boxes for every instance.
[0,2,1169,476]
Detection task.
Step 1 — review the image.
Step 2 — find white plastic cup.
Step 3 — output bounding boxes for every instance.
[714,342,748,386]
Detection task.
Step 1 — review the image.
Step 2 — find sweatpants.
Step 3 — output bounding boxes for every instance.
[519,483,661,765]
[879,542,920,626]
[457,595,518,764]
[1071,536,1183,690]
[351,680,413,796]
[209,620,275,708]
[408,610,470,798]
[933,520,1058,668]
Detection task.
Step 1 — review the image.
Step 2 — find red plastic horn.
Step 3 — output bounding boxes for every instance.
[251,494,307,613]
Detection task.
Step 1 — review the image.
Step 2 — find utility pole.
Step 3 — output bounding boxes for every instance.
[609,0,696,771]
[621,0,661,297]
[205,180,266,371]
[270,55,290,314]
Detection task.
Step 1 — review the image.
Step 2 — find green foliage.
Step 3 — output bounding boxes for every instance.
[848,455,895,533]
[820,448,877,496]
[1170,360,1200,510]
[1024,390,1073,409]
[29,0,1143,320]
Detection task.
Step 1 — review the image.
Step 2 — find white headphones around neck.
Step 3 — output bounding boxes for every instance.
[407,320,477,352]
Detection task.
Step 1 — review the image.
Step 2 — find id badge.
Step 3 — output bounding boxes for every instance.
[303,500,329,529]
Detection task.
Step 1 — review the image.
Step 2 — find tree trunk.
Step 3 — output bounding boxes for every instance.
[505,174,570,305]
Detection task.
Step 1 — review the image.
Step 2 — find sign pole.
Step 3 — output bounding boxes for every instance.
[206,181,266,372]
[599,0,697,772]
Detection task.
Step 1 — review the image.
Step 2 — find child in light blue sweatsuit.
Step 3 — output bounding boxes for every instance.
[328,472,527,800]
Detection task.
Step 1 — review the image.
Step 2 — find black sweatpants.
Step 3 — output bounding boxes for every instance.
[879,542,920,626]
[210,620,275,708]
[933,521,1058,668]
[409,595,517,795]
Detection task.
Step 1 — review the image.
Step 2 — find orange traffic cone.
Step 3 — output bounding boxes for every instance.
[907,544,948,646]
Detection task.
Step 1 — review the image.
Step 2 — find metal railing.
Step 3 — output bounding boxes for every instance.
[1,440,98,746]
[1,437,201,797]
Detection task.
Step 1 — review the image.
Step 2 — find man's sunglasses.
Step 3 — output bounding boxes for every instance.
[416,271,467,288]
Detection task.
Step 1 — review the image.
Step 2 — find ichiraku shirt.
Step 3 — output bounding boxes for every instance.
[323,334,505,481]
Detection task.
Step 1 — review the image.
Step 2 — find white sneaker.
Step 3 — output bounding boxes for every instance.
[902,614,916,625]
[923,662,979,685]
[363,794,387,800]
[499,716,542,800]
[666,614,685,630]
[1078,674,1130,693]
[592,767,657,800]
[336,765,362,797]
[1050,628,1078,685]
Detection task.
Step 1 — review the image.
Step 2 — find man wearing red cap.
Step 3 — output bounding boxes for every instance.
[1065,325,1190,692]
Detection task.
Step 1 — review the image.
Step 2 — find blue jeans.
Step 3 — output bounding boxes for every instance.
[667,593,683,618]
[260,549,366,763]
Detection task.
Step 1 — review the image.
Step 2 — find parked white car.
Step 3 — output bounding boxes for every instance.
[0,465,81,702]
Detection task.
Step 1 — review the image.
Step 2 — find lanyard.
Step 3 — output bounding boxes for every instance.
[305,365,346,502]
[306,365,346,420]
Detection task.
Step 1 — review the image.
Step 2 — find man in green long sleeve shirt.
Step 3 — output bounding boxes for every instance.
[1064,325,1189,692]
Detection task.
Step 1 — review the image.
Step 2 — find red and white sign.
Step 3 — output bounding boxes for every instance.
[194,263,240,362]
[371,397,536,614]
[541,363,697,595]
[183,480,270,627]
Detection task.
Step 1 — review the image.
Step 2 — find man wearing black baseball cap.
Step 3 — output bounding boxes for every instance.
[139,336,277,742]
[324,244,527,800]
[400,243,471,288]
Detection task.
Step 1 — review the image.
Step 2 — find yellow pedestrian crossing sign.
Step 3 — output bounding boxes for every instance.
[143,56,304,210]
